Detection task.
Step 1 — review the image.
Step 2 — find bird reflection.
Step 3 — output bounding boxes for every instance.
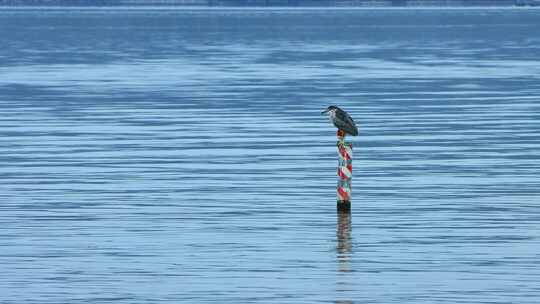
[335,211,353,304]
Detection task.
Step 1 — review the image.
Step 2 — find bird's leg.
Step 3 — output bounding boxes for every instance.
[337,130,346,146]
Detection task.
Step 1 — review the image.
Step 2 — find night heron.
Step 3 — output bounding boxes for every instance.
[321,105,358,137]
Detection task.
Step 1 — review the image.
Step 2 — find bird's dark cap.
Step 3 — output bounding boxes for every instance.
[322,105,339,114]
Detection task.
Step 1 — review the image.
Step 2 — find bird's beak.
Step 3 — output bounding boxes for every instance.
[321,109,329,115]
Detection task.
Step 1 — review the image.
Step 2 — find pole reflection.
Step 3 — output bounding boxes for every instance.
[337,211,352,270]
[336,211,353,303]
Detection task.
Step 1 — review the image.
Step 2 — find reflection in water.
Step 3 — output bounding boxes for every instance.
[337,211,352,271]
[336,211,353,304]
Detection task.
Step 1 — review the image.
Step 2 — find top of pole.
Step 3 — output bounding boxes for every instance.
[337,130,352,147]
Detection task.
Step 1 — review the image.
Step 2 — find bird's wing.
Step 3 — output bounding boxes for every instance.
[334,109,358,136]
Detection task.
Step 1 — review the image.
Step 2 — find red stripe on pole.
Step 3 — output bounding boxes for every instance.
[338,168,347,180]
[339,147,351,160]
[337,187,350,200]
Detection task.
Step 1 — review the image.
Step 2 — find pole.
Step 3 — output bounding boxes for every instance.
[336,130,352,213]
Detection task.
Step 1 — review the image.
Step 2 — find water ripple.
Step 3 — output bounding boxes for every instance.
[1,7,540,304]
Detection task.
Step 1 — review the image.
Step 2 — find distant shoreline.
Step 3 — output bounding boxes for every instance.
[2,0,538,8]
[1,5,539,9]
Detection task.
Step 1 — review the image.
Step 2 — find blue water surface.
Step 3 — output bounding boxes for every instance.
[1,7,540,303]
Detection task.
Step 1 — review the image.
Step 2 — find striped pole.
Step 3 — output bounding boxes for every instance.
[336,130,352,213]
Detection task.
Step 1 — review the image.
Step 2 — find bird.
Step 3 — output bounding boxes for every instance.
[321,105,358,137]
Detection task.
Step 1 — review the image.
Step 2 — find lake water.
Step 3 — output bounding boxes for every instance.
[1,7,540,303]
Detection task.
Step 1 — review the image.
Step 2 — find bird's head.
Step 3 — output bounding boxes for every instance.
[321,105,338,115]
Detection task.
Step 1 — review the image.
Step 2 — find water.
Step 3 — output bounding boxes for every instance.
[1,7,540,303]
